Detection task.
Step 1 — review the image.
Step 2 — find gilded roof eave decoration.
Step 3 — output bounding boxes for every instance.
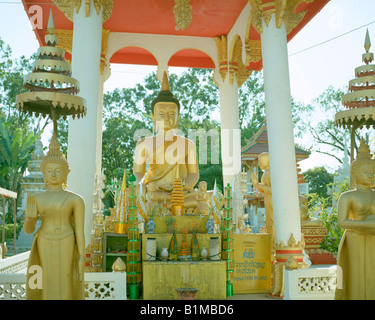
[335,29,375,130]
[173,0,193,31]
[52,0,114,22]
[215,35,252,87]
[248,0,314,35]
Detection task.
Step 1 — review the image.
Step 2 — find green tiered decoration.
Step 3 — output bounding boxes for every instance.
[127,175,141,299]
[222,183,234,297]
[168,229,178,261]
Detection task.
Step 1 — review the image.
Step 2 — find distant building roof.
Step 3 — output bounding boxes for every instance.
[241,125,310,162]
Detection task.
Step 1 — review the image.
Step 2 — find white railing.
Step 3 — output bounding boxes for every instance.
[0,251,127,300]
[284,265,337,300]
[0,272,127,300]
[0,251,30,274]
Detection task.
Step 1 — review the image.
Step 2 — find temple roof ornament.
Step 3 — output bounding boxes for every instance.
[52,0,114,22]
[173,0,193,31]
[249,0,314,35]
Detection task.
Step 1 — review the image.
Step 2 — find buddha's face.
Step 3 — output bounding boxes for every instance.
[199,181,207,191]
[151,102,180,133]
[258,153,269,170]
[355,164,374,186]
[43,162,67,186]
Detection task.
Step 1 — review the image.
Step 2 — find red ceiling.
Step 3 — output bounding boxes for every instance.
[22,0,329,69]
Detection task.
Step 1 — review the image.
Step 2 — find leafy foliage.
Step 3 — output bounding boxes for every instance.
[297,85,373,164]
[307,178,349,253]
[0,38,43,222]
[303,166,334,200]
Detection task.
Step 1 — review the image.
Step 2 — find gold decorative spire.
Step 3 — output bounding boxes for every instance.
[365,28,371,53]
[171,166,184,216]
[47,9,55,35]
[362,28,373,65]
[45,132,65,160]
[350,138,375,184]
[161,71,170,91]
[121,169,127,190]
[115,169,128,234]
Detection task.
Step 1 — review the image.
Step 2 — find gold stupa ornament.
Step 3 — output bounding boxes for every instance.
[15,10,86,133]
[171,165,184,216]
[115,170,128,234]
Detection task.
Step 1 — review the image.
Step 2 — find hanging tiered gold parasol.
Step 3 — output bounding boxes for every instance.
[15,10,86,134]
[335,29,375,162]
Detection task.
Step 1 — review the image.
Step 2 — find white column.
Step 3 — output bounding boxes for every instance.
[260,15,301,244]
[96,67,110,178]
[67,1,103,245]
[219,77,242,188]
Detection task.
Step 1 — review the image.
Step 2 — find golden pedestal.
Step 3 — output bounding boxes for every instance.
[152,215,208,234]
[142,233,226,299]
[143,261,226,300]
[142,233,221,260]
[301,225,336,264]
[232,233,272,294]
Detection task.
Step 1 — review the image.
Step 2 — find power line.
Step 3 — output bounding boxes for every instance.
[289,20,375,57]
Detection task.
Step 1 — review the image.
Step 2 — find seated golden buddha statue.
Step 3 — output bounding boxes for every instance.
[133,72,201,212]
[335,138,375,300]
[23,133,85,300]
[299,192,323,227]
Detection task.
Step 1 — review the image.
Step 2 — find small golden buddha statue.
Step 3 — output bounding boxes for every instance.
[23,133,86,300]
[250,152,275,243]
[299,192,323,227]
[335,138,375,300]
[133,72,200,211]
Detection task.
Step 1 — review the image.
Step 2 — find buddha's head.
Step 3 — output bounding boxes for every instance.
[41,133,70,189]
[351,138,375,188]
[258,152,270,170]
[151,72,180,133]
[199,181,207,191]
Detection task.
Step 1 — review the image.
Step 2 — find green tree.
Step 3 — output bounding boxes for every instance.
[0,37,44,223]
[0,118,38,223]
[303,166,334,200]
[298,85,372,165]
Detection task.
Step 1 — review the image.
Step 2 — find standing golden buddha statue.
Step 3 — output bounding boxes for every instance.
[23,133,86,300]
[250,152,275,243]
[335,138,375,300]
[133,72,199,211]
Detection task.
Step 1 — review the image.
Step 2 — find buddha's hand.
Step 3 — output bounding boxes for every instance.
[26,194,37,219]
[183,184,192,192]
[250,172,258,186]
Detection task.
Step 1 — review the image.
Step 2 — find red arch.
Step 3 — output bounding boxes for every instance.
[168,49,215,69]
[110,46,158,65]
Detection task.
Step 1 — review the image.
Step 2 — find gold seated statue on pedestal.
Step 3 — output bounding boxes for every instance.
[133,72,220,221]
